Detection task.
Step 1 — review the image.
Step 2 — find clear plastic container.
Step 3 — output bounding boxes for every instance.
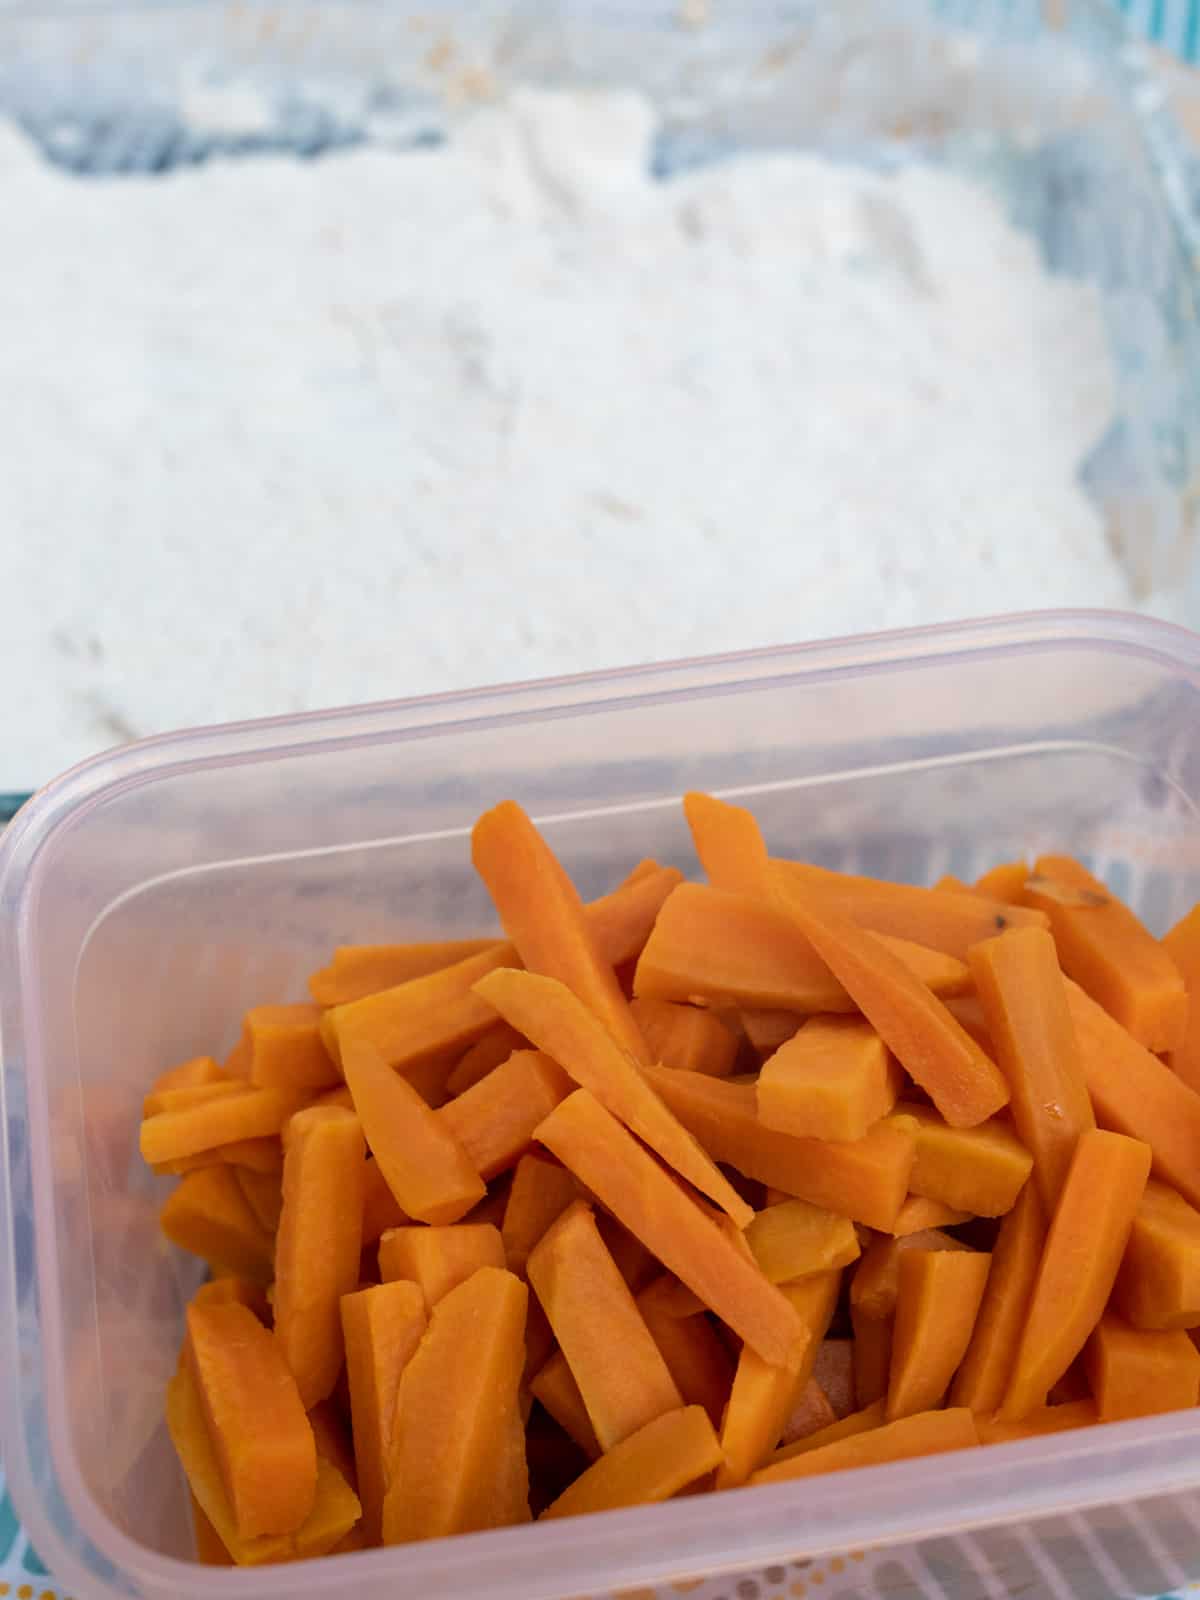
[5,608,1200,1600]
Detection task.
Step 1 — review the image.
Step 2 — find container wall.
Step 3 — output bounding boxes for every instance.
[4,614,1200,1600]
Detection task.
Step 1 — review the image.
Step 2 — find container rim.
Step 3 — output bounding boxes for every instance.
[6,606,1200,1599]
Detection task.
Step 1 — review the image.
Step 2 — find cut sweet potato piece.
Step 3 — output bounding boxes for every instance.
[152,1135,285,1179]
[976,1400,1097,1445]
[890,1195,970,1237]
[630,995,739,1078]
[361,1157,408,1248]
[968,927,1094,1210]
[143,1081,250,1120]
[684,790,771,897]
[634,882,969,1016]
[141,1087,304,1166]
[764,1400,887,1469]
[190,1492,234,1566]
[309,940,497,1007]
[246,1004,341,1092]
[750,1406,979,1485]
[382,1267,529,1543]
[1067,981,1200,1210]
[940,994,994,1053]
[340,1035,484,1226]
[850,1228,970,1323]
[540,1406,724,1521]
[969,861,1028,902]
[529,1351,601,1459]
[147,1056,229,1105]
[758,1017,903,1143]
[192,1276,270,1323]
[185,1301,317,1539]
[308,1398,358,1490]
[887,1248,991,1419]
[744,1198,860,1284]
[477,968,752,1228]
[340,1280,427,1544]
[378,1223,505,1310]
[890,1101,1032,1218]
[643,1064,914,1233]
[1163,904,1200,1095]
[528,1200,682,1450]
[1114,1179,1200,1331]
[850,1308,892,1409]
[234,1166,283,1236]
[472,800,650,1062]
[770,867,1009,1129]
[637,1277,734,1429]
[502,1153,578,1278]
[168,1363,358,1565]
[1025,855,1186,1053]
[740,1009,802,1059]
[1001,1129,1151,1420]
[716,1270,840,1488]
[445,1025,528,1098]
[438,1046,572,1182]
[274,1106,365,1408]
[535,1090,803,1367]
[771,860,1047,957]
[950,1183,1045,1413]
[1083,1314,1200,1421]
[160,1165,274,1283]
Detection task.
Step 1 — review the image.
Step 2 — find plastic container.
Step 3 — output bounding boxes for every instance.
[6,608,1200,1600]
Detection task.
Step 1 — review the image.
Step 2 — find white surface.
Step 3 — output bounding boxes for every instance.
[0,88,1130,785]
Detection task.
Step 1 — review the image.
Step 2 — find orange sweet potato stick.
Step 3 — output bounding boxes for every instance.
[972,861,1030,903]
[634,882,969,1015]
[501,1153,578,1277]
[949,1183,1046,1413]
[141,1086,305,1166]
[245,1004,341,1092]
[890,1101,1032,1218]
[437,1047,572,1182]
[1113,1179,1200,1331]
[769,865,1010,1128]
[168,1363,358,1566]
[378,1223,505,1310]
[185,1301,317,1540]
[743,1198,860,1284]
[771,860,1047,956]
[444,1026,528,1097]
[1083,1315,1200,1421]
[715,1270,840,1488]
[535,1090,804,1367]
[683,790,771,897]
[1024,855,1187,1053]
[757,1017,903,1143]
[528,1200,683,1450]
[642,1062,914,1233]
[967,926,1094,1209]
[539,1406,724,1521]
[530,1351,602,1458]
[628,996,739,1078]
[340,1281,427,1545]
[382,1267,530,1543]
[636,1276,734,1430]
[475,968,753,1228]
[889,1196,971,1237]
[472,800,650,1062]
[886,1249,991,1420]
[1162,904,1200,1094]
[763,1400,888,1469]
[1000,1129,1152,1421]
[273,1106,365,1408]
[147,1056,229,1101]
[160,1165,275,1283]
[750,1407,980,1486]
[340,1035,484,1225]
[309,940,498,1007]
[976,1401,1098,1445]
[1066,981,1200,1210]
